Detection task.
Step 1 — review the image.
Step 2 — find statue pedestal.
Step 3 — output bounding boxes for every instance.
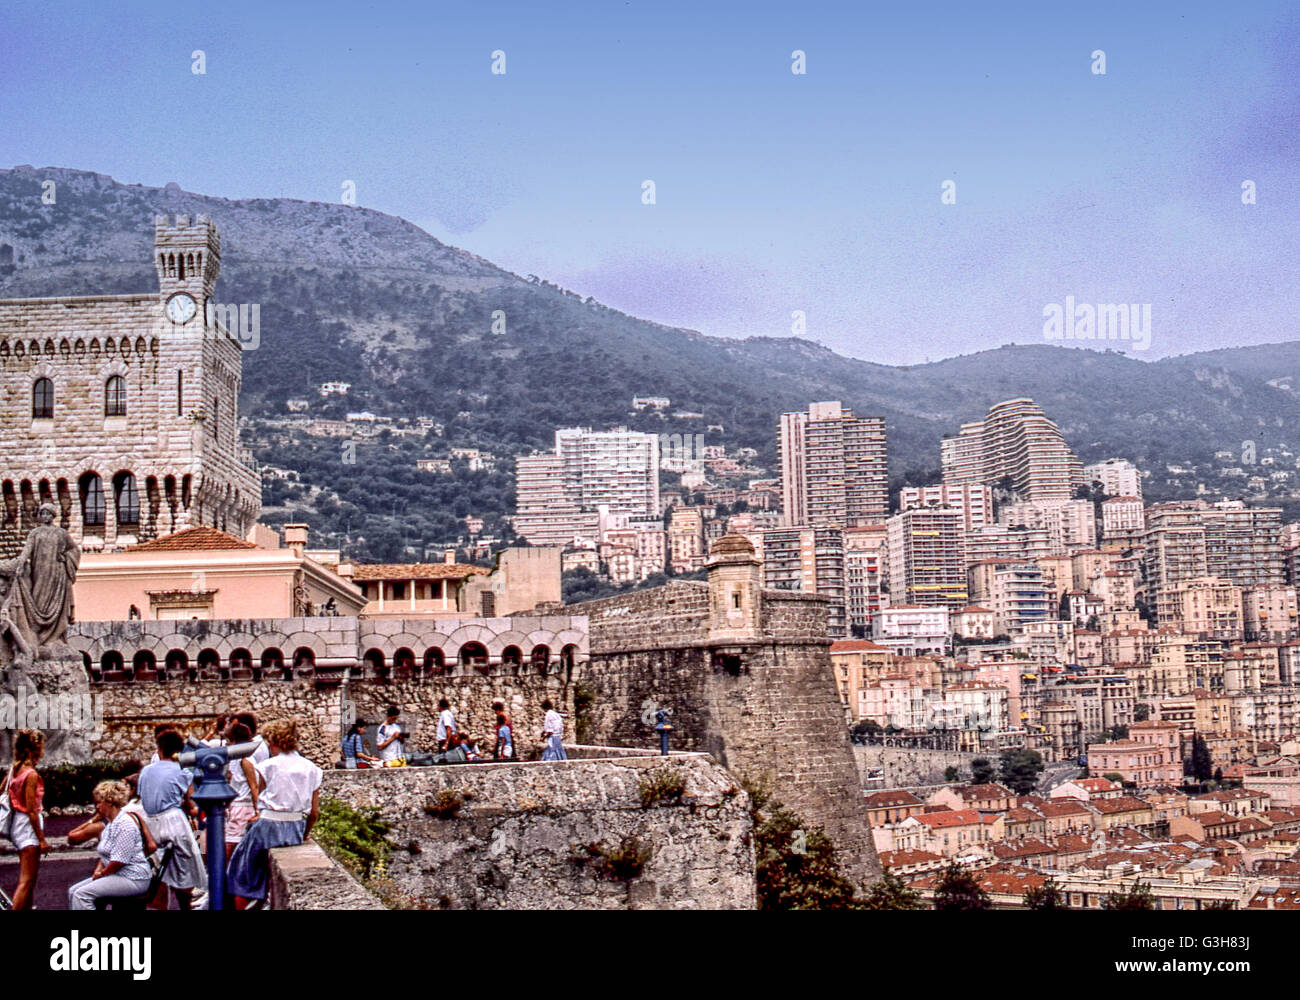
[1,651,93,767]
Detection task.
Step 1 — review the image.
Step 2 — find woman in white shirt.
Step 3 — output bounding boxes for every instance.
[539,699,567,761]
[225,718,321,909]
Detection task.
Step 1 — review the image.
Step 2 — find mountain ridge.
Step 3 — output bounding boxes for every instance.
[2,166,1298,558]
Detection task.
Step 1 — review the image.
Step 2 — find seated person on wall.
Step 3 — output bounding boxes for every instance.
[226,719,322,910]
[67,781,156,910]
[341,720,380,769]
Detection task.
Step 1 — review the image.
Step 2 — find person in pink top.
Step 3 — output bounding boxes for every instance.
[5,730,50,909]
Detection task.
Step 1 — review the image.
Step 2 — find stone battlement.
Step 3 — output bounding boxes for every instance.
[321,750,756,909]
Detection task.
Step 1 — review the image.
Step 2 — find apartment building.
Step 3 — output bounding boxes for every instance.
[884,506,968,611]
[778,401,888,527]
[761,525,846,637]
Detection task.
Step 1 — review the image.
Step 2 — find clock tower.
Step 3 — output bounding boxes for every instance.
[154,214,221,321]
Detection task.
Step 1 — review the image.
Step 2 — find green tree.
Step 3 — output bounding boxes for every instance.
[970,757,996,785]
[852,719,882,739]
[743,777,861,910]
[1101,882,1154,910]
[932,862,991,911]
[998,748,1045,795]
[944,766,961,783]
[862,871,924,910]
[1102,772,1125,785]
[1190,734,1213,783]
[1024,877,1068,911]
[1133,703,1151,722]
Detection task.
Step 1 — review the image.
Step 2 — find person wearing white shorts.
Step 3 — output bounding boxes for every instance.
[4,730,51,910]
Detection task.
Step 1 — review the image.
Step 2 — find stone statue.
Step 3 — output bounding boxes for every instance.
[2,503,80,662]
[1,504,90,766]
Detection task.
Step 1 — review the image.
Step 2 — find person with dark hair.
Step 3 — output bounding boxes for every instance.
[435,698,458,751]
[227,719,321,909]
[494,712,514,760]
[491,699,513,758]
[342,720,378,769]
[376,706,406,765]
[229,710,271,768]
[223,721,259,859]
[147,723,178,764]
[203,714,230,746]
[137,728,206,909]
[4,729,49,909]
[540,699,567,761]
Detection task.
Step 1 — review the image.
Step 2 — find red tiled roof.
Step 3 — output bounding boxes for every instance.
[830,639,890,652]
[349,562,490,580]
[992,838,1054,858]
[1037,799,1092,818]
[127,526,258,551]
[918,809,983,829]
[1247,887,1300,910]
[1054,833,1094,855]
[864,790,923,809]
[1091,796,1153,815]
[1077,777,1121,792]
[1190,811,1236,828]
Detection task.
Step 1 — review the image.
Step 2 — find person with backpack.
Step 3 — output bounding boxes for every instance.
[66,780,154,910]
[3,730,50,910]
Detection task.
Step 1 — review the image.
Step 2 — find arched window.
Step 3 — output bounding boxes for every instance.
[459,642,490,673]
[113,471,140,526]
[79,473,105,527]
[32,378,53,418]
[105,375,126,417]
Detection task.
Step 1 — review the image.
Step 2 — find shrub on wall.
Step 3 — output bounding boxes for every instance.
[572,682,596,744]
[41,759,144,809]
[742,775,862,910]
[312,797,392,879]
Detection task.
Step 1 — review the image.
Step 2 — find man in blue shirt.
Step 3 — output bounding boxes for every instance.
[136,729,206,909]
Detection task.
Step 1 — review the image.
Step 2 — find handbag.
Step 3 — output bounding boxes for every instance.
[0,767,13,841]
[125,810,166,877]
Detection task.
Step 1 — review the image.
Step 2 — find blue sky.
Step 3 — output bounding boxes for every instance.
[1,0,1296,364]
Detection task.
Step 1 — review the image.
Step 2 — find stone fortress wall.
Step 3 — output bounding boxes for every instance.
[69,614,589,762]
[322,752,756,909]
[570,544,883,887]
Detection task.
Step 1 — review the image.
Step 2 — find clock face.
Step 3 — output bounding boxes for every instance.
[166,292,197,324]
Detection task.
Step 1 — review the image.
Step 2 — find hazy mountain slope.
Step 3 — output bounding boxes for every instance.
[2,166,1297,555]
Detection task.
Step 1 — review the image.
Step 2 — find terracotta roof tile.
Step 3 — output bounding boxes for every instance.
[127,526,258,551]
[918,809,983,828]
[864,790,923,808]
[349,562,491,580]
